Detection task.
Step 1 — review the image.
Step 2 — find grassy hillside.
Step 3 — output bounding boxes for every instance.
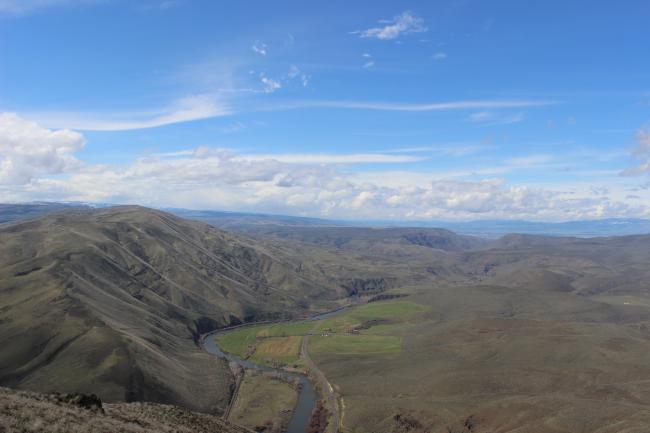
[0,206,350,412]
[4,205,650,432]
[306,242,650,433]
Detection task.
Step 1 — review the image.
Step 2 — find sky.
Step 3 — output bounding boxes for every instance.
[1,0,650,221]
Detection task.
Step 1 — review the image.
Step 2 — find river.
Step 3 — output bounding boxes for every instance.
[201,307,348,433]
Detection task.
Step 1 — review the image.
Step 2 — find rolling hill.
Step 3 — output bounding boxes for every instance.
[0,206,350,412]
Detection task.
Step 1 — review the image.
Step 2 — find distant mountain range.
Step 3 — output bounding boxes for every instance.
[2,202,650,238]
[172,209,650,238]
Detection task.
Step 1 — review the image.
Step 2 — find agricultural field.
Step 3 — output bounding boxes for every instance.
[214,301,429,366]
[216,327,261,358]
[311,300,429,333]
[215,322,316,367]
[309,334,401,356]
[228,371,298,431]
[252,336,303,366]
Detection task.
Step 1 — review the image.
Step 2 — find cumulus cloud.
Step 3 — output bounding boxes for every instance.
[0,113,85,185]
[5,114,648,221]
[621,128,650,175]
[353,11,427,40]
[260,74,281,93]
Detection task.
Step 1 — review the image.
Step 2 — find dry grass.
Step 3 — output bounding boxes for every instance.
[229,372,297,432]
[0,387,251,433]
[256,337,302,357]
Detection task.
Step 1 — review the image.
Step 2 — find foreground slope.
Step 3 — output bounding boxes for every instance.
[0,386,251,433]
[0,206,343,412]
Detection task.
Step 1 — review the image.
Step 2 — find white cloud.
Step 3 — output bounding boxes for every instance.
[353,11,427,40]
[29,94,229,131]
[468,111,525,125]
[286,65,310,87]
[382,143,491,157]
[469,111,493,122]
[21,98,551,132]
[282,99,555,112]
[0,0,101,14]
[497,112,525,125]
[433,52,447,61]
[0,113,85,185]
[4,115,649,221]
[240,153,423,164]
[260,74,281,93]
[288,65,301,79]
[251,42,267,56]
[622,127,650,175]
[505,154,553,167]
[363,61,375,68]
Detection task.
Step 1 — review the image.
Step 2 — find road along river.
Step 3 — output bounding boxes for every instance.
[201,307,349,433]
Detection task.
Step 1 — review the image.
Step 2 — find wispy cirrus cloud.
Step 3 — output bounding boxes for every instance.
[23,96,555,132]
[352,11,427,40]
[0,0,103,14]
[276,99,556,112]
[382,143,493,157]
[239,153,423,164]
[28,94,230,131]
[468,111,526,126]
[622,127,650,175]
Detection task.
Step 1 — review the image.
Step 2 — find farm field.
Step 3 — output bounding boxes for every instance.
[309,334,401,355]
[229,371,298,431]
[252,336,303,366]
[214,300,429,367]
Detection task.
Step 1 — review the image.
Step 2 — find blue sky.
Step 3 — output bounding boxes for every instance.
[1,0,649,221]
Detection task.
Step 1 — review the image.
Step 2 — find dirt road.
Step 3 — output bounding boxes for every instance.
[301,334,341,433]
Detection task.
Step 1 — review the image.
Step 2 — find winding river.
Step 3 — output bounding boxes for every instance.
[201,307,348,433]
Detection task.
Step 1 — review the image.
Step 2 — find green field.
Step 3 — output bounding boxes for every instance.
[257,321,314,337]
[216,327,261,358]
[215,300,427,366]
[229,371,298,431]
[312,301,428,333]
[309,334,401,355]
[216,321,316,366]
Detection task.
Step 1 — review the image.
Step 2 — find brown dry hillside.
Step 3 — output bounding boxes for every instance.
[0,386,251,433]
[0,206,347,412]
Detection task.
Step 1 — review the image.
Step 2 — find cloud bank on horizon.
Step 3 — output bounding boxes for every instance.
[1,1,649,221]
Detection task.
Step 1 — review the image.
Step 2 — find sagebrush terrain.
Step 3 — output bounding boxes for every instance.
[0,386,251,433]
[2,205,650,432]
